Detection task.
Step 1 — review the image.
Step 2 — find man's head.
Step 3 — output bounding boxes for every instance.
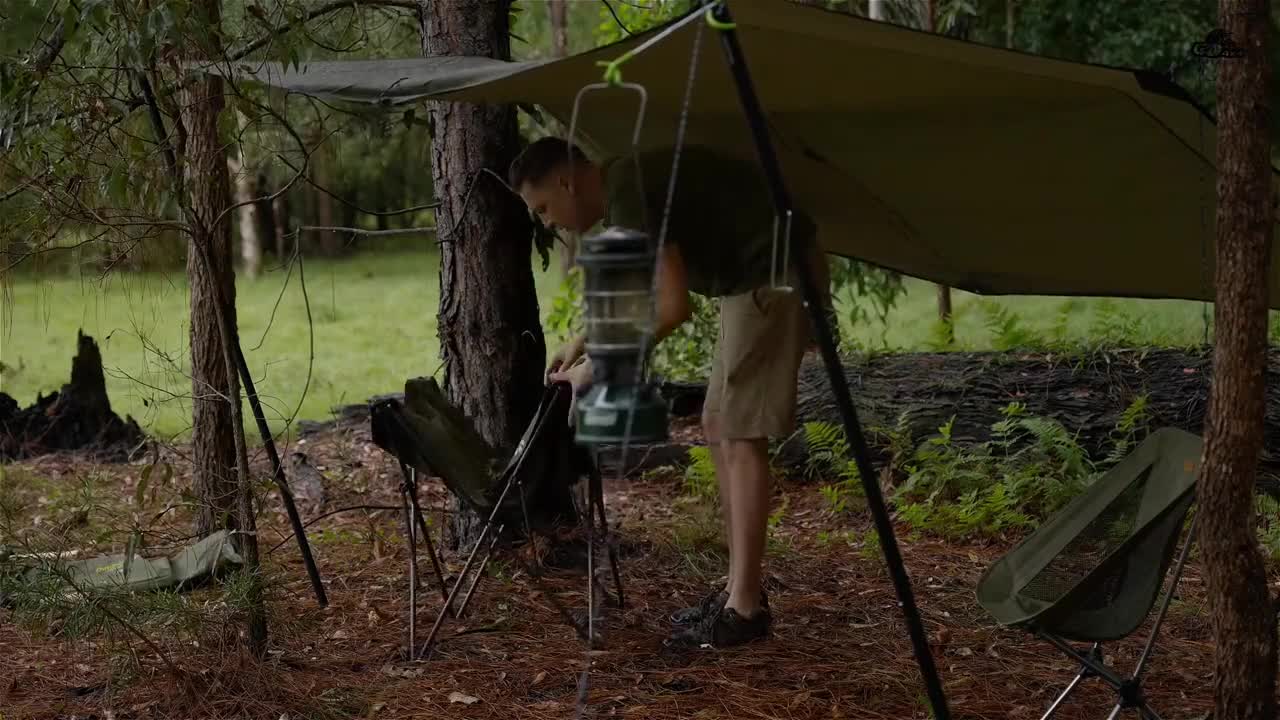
[509,137,605,234]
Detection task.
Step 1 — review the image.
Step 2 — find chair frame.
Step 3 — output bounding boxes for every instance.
[370,384,624,661]
[1032,508,1198,720]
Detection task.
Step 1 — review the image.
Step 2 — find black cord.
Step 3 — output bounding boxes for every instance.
[600,0,634,36]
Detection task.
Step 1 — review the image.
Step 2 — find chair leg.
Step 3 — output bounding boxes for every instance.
[1039,661,1092,720]
[589,462,624,608]
[1133,510,1199,681]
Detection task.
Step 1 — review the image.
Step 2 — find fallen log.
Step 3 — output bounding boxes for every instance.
[636,348,1280,494]
[0,331,146,462]
[791,347,1280,491]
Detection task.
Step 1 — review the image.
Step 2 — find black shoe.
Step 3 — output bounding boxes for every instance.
[669,587,727,625]
[670,587,770,626]
[665,605,772,649]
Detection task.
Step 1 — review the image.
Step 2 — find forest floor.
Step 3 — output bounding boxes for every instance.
[0,414,1230,720]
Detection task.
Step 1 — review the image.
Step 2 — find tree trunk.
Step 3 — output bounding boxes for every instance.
[549,0,568,57]
[420,0,560,549]
[272,192,290,259]
[181,33,239,539]
[1198,2,1278,718]
[547,0,576,278]
[310,133,340,256]
[176,0,268,656]
[227,116,263,280]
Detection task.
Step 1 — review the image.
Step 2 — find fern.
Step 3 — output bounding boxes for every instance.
[891,405,1095,541]
[980,301,1042,351]
[682,446,718,503]
[1048,299,1080,348]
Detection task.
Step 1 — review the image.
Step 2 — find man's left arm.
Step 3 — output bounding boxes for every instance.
[652,242,693,343]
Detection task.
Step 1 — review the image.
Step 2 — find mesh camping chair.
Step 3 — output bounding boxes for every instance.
[370,379,622,658]
[976,427,1204,720]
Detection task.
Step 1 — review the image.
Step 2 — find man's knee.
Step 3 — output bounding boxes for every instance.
[724,437,769,467]
[701,409,722,445]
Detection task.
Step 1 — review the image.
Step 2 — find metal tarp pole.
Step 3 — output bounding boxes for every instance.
[708,3,950,718]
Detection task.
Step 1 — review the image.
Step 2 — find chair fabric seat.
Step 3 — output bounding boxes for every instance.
[977,427,1203,643]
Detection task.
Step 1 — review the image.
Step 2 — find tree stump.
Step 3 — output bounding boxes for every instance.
[0,331,146,462]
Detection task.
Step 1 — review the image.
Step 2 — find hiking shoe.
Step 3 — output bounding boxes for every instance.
[665,605,772,649]
[670,587,770,626]
[669,588,727,625]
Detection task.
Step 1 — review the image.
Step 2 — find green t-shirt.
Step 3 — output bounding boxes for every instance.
[601,146,815,298]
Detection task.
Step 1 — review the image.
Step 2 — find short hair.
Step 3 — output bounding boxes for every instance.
[508,136,589,190]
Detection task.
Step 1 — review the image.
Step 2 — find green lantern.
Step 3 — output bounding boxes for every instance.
[573,226,669,446]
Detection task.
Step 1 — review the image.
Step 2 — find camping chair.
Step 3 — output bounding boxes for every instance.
[369,378,622,659]
[976,426,1204,720]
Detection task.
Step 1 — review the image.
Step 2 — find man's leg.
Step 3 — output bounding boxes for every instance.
[668,282,810,647]
[724,437,770,618]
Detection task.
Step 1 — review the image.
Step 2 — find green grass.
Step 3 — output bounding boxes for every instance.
[834,277,1217,352]
[0,246,1227,444]
[1,245,566,443]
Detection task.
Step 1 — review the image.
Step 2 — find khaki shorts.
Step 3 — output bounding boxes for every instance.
[702,256,831,442]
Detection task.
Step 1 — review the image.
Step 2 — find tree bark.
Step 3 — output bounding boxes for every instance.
[309,131,340,256]
[1198,1,1278,718]
[549,0,568,57]
[227,115,263,280]
[180,30,240,539]
[272,192,290,259]
[420,0,558,549]
[547,0,576,278]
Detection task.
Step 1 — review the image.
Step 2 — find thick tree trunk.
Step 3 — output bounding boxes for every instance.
[420,0,557,549]
[1198,2,1278,718]
[180,43,239,539]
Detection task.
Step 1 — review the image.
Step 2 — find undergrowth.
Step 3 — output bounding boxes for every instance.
[801,395,1154,541]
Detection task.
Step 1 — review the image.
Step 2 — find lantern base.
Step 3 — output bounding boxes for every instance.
[574,383,669,446]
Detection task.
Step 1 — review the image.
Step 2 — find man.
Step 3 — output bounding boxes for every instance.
[508,137,830,648]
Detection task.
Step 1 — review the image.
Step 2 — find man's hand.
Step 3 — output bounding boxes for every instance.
[548,355,594,426]
[546,334,587,384]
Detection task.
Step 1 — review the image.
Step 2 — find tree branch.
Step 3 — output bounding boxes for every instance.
[227,0,420,63]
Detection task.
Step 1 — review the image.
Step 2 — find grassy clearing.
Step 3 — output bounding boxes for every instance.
[1,244,566,443]
[0,244,1228,442]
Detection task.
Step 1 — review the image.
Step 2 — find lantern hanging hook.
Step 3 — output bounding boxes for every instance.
[566,80,648,189]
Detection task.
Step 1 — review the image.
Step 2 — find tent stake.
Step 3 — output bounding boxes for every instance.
[707,3,951,718]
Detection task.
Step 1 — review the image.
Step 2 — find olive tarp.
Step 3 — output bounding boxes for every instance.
[214,1,1280,307]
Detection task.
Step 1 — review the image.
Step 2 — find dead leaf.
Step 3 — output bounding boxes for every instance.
[331,629,350,640]
[448,691,479,705]
[532,670,547,685]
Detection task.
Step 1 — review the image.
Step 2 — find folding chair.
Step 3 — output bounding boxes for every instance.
[976,427,1204,720]
[369,378,623,659]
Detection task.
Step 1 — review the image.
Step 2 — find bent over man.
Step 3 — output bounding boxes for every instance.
[508,137,830,648]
